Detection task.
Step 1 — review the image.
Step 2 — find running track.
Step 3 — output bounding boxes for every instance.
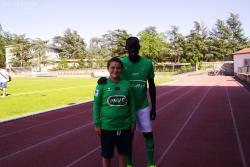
[0,76,250,167]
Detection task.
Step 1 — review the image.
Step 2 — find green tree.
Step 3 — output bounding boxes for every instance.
[102,29,130,57]
[0,24,14,67]
[209,19,232,60]
[31,39,48,71]
[138,26,167,62]
[53,28,86,59]
[10,34,32,67]
[166,26,185,63]
[226,13,248,52]
[185,22,209,69]
[88,37,110,68]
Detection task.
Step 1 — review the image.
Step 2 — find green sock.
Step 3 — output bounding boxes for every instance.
[127,154,133,165]
[145,137,155,165]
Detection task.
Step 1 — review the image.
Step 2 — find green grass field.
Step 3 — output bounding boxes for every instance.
[0,76,174,121]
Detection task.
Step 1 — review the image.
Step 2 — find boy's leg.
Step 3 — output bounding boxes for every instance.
[118,154,128,167]
[101,130,115,167]
[116,130,133,167]
[102,158,111,167]
[127,132,134,166]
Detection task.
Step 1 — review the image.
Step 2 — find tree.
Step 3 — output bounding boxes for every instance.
[226,13,248,52]
[30,39,48,71]
[102,29,130,57]
[0,24,14,67]
[53,29,86,59]
[185,21,209,69]
[138,26,167,62]
[209,19,232,60]
[166,26,185,63]
[10,34,32,67]
[88,37,110,68]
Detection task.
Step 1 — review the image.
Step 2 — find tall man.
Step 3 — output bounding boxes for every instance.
[98,37,157,167]
[122,37,156,167]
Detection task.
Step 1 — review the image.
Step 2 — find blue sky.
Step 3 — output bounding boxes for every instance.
[0,0,250,44]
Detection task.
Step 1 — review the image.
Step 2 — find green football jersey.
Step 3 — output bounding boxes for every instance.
[93,79,136,130]
[121,56,155,110]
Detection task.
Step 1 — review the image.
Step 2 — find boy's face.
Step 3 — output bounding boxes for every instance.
[108,61,122,80]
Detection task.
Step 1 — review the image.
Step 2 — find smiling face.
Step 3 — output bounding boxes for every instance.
[108,61,122,81]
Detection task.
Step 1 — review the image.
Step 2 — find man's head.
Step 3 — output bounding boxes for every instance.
[126,37,140,62]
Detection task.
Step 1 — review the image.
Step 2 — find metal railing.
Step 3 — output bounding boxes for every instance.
[238,66,250,74]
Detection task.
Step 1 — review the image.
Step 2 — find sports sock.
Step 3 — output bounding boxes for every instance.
[145,137,155,165]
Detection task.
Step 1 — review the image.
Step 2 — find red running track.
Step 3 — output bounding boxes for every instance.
[0,76,250,167]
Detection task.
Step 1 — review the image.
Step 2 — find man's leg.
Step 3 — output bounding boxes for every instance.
[136,107,156,166]
[143,132,155,166]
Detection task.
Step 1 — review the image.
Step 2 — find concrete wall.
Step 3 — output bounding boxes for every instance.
[235,73,250,85]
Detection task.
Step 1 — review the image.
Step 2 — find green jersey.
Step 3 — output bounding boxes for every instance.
[93,79,136,130]
[121,56,155,110]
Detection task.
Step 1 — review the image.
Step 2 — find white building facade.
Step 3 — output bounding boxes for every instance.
[5,45,60,71]
[233,48,250,74]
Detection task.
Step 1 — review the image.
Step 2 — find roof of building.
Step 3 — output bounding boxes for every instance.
[233,48,250,55]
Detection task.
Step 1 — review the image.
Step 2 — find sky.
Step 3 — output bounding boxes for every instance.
[0,0,250,45]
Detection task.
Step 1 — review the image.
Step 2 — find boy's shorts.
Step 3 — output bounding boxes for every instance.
[101,129,132,159]
[0,82,7,88]
[136,106,152,133]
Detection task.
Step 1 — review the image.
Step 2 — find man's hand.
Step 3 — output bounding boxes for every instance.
[97,77,107,85]
[150,108,156,120]
[95,127,101,136]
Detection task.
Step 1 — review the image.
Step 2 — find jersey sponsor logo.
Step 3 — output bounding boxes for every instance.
[129,80,146,89]
[104,87,112,91]
[94,89,99,97]
[107,95,127,106]
[131,73,139,76]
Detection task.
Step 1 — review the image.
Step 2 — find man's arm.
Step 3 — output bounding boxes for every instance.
[148,78,156,120]
[97,77,107,85]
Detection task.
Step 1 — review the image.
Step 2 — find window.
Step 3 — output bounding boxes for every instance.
[244,59,250,66]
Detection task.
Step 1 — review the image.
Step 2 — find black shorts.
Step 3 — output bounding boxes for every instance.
[101,129,132,159]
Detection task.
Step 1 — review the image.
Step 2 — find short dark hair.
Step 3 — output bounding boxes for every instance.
[107,57,123,69]
[126,37,140,47]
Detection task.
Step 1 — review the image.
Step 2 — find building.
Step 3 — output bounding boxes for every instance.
[233,48,250,74]
[5,45,60,71]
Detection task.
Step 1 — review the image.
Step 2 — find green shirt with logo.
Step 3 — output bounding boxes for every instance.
[121,56,155,110]
[93,79,136,130]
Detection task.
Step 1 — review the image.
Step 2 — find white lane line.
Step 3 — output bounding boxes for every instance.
[0,100,92,124]
[9,84,96,97]
[157,81,197,99]
[0,122,93,161]
[0,113,80,138]
[157,83,212,165]
[225,86,247,167]
[66,146,101,167]
[157,87,196,114]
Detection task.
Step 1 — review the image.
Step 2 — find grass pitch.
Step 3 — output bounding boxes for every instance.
[0,76,173,121]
